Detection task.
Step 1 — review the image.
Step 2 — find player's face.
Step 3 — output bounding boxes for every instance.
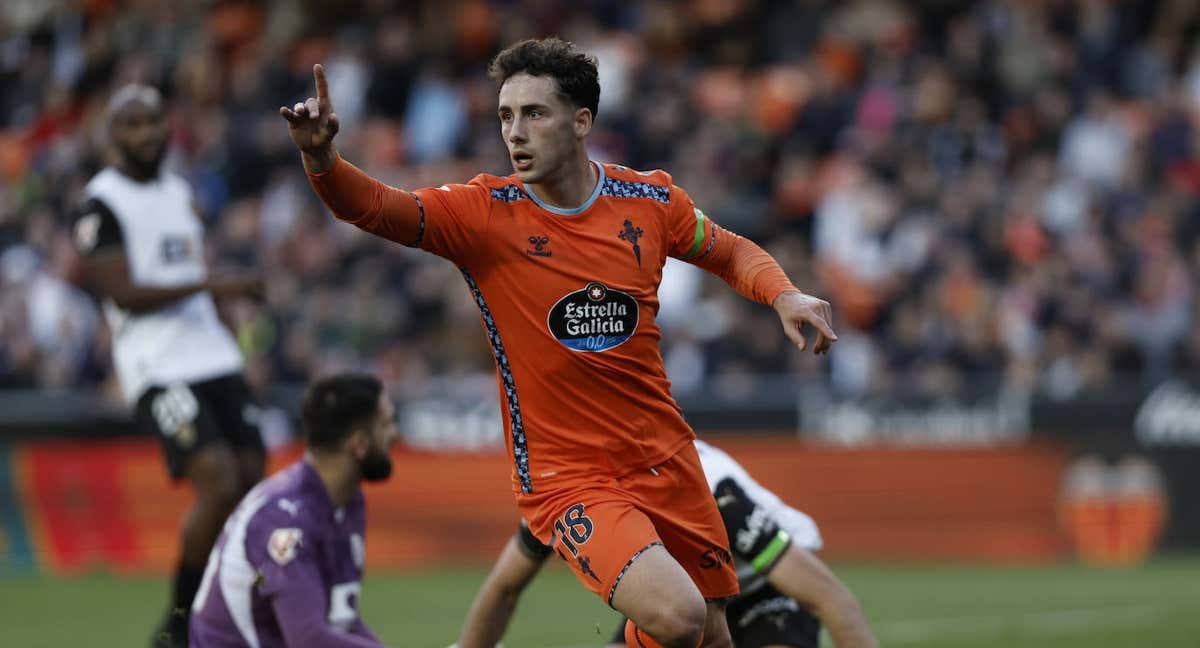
[359,393,398,482]
[111,101,168,175]
[497,73,587,184]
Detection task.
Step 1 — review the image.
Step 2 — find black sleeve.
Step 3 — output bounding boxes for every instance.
[72,197,125,257]
[714,477,792,574]
[515,519,552,562]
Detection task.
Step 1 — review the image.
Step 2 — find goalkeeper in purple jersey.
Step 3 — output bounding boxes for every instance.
[190,374,397,647]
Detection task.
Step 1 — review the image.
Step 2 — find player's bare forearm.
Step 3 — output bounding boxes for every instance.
[457,589,520,648]
[457,536,545,648]
[820,604,879,648]
[107,282,208,313]
[767,547,877,648]
[82,253,260,312]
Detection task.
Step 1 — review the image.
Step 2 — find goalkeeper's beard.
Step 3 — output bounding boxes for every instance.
[359,442,393,482]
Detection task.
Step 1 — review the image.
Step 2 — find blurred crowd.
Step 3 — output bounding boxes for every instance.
[2,0,1200,407]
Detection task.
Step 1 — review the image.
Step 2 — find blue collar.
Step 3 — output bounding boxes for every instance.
[522,161,605,216]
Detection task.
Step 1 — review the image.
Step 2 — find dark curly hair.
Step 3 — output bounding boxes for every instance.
[488,37,600,119]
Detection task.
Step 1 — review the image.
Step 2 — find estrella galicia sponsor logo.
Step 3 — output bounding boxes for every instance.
[547,282,639,352]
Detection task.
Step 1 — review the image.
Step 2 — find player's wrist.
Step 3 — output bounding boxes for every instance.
[771,288,803,310]
[302,146,339,176]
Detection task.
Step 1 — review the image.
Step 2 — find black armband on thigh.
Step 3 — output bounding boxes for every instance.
[516,519,552,561]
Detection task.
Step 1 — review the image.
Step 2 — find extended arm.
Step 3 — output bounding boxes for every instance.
[456,526,550,648]
[765,547,878,648]
[685,222,837,354]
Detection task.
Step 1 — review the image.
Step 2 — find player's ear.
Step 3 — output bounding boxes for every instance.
[347,427,369,459]
[574,107,592,139]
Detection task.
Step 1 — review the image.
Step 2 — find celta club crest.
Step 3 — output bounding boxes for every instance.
[618,220,644,266]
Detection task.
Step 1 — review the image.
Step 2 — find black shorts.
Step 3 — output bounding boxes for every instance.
[726,584,820,648]
[135,373,264,480]
[611,584,820,648]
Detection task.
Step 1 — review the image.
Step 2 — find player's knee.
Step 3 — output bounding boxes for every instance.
[640,595,706,648]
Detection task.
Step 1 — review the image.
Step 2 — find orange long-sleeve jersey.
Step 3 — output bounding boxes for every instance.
[309,156,798,493]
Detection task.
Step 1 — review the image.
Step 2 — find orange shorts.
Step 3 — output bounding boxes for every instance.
[518,443,739,606]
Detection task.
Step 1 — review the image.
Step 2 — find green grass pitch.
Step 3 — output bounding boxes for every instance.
[1,556,1197,647]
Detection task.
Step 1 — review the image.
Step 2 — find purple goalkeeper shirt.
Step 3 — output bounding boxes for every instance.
[190,461,382,647]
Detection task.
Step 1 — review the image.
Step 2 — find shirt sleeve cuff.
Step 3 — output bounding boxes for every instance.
[305,152,343,179]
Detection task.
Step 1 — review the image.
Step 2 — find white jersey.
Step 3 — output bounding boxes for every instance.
[75,168,244,403]
[694,439,822,593]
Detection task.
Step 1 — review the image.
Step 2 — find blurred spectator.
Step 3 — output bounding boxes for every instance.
[2,0,1199,411]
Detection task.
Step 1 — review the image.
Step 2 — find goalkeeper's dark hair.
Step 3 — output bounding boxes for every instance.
[301,373,383,452]
[488,37,600,119]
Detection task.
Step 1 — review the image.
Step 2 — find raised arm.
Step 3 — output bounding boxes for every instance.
[455,524,551,648]
[282,64,485,255]
[281,64,423,244]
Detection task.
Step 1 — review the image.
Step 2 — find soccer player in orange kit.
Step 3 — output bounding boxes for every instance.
[279,38,837,648]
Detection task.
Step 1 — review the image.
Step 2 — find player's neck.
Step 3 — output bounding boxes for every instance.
[115,159,160,183]
[526,153,597,209]
[304,453,359,508]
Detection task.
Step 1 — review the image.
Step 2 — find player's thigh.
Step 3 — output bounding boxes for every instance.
[183,443,244,507]
[635,444,739,601]
[235,446,265,487]
[609,543,705,624]
[726,586,820,648]
[521,487,676,606]
[137,382,230,482]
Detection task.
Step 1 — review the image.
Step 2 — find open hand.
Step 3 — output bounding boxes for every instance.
[774,291,837,355]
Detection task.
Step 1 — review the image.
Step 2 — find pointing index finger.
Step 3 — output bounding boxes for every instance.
[313,64,330,103]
